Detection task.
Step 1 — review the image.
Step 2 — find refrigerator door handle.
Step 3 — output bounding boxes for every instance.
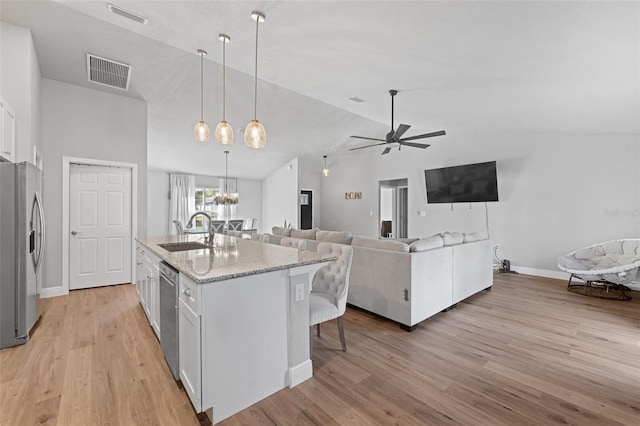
[34,191,45,274]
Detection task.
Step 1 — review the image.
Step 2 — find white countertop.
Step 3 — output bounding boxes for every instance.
[136,234,335,284]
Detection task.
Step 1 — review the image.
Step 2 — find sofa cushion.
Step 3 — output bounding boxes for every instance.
[463,232,486,243]
[281,228,293,237]
[272,226,284,236]
[441,231,464,246]
[396,237,420,245]
[409,235,444,252]
[352,236,409,252]
[290,228,318,240]
[316,230,353,245]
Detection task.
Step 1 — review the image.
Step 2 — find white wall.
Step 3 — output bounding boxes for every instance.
[263,158,299,231]
[0,22,41,163]
[40,78,147,290]
[320,133,640,274]
[146,171,263,236]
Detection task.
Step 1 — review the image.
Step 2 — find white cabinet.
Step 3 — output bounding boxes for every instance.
[0,96,16,163]
[135,242,161,340]
[179,275,202,412]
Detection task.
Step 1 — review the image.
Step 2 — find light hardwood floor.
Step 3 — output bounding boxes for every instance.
[1,274,639,425]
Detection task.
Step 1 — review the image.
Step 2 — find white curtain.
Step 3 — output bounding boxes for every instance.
[169,174,195,235]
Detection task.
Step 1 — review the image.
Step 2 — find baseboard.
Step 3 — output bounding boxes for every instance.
[288,359,313,387]
[39,286,67,298]
[511,265,568,280]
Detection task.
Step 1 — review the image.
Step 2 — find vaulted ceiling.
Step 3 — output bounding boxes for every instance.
[2,1,638,179]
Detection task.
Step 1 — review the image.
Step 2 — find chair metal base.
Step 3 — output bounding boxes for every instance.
[567,274,632,301]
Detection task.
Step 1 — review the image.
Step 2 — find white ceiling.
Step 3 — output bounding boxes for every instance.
[1,1,638,179]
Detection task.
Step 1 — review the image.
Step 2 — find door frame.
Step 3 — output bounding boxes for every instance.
[62,157,137,295]
[299,188,314,229]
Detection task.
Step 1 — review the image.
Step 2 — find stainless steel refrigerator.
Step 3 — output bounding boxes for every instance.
[0,161,45,349]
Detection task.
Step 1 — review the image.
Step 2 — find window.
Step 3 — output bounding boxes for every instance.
[193,187,219,229]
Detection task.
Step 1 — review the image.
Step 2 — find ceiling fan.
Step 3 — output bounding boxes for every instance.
[349,90,446,155]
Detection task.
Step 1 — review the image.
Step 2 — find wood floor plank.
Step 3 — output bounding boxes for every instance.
[1,274,639,425]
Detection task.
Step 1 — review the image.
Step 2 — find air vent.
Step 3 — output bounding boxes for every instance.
[86,54,132,91]
[107,3,148,25]
[347,96,365,103]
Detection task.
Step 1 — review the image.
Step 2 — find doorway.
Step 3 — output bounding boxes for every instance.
[300,189,313,229]
[62,157,138,294]
[379,178,408,239]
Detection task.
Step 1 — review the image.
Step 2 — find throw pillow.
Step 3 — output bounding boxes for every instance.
[441,231,463,246]
[316,230,353,245]
[409,235,444,252]
[272,226,284,236]
[282,228,293,237]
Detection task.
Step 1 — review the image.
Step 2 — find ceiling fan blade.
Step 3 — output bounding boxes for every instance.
[349,142,388,151]
[393,124,411,140]
[350,136,386,142]
[381,147,392,155]
[400,130,446,142]
[398,141,431,149]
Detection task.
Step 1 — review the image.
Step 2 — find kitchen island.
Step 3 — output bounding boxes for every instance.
[136,234,334,424]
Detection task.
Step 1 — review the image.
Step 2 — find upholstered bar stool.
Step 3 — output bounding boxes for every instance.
[309,243,353,353]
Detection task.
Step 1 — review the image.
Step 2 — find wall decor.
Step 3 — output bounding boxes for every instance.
[345,192,362,199]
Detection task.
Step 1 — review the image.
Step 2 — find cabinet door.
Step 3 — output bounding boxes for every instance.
[143,264,152,322]
[179,298,201,412]
[151,264,161,338]
[0,97,16,163]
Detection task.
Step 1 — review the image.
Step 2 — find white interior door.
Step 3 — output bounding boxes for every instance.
[69,164,132,290]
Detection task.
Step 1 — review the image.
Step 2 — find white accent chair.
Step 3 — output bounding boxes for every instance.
[558,239,640,300]
[309,243,353,352]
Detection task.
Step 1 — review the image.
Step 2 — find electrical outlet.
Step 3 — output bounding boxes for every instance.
[494,244,500,250]
[295,283,305,302]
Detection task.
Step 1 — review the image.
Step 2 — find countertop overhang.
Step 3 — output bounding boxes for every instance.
[136,234,335,284]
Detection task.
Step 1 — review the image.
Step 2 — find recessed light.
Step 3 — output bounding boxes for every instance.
[347,96,365,103]
[108,3,149,25]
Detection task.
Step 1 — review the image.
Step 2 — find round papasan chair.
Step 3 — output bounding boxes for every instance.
[558,239,640,300]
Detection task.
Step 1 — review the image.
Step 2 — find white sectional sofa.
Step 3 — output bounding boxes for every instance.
[264,227,493,330]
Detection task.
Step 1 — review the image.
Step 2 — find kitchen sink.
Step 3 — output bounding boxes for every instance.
[158,242,210,252]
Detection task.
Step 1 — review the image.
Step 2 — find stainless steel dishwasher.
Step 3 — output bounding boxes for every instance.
[159,261,179,379]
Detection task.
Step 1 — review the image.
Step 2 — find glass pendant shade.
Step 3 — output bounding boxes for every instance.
[215,121,233,144]
[194,121,210,142]
[322,155,329,176]
[244,120,266,149]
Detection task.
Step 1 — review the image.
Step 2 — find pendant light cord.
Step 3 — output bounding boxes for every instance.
[222,41,226,121]
[224,151,229,194]
[200,52,204,122]
[253,17,259,120]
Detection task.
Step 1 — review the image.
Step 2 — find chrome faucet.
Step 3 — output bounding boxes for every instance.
[186,211,216,242]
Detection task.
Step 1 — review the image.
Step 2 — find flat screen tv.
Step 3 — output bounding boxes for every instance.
[425,161,498,203]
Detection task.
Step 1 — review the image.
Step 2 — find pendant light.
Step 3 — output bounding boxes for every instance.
[194,49,210,141]
[244,11,266,149]
[215,34,233,144]
[322,155,329,177]
[223,150,239,203]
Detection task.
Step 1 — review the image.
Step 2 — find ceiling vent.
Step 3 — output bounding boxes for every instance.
[107,3,149,25]
[347,96,365,103]
[86,54,132,91]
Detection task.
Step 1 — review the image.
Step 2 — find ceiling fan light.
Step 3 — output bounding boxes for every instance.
[244,120,266,149]
[194,121,210,142]
[215,121,233,144]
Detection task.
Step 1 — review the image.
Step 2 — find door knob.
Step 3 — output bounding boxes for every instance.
[71,231,78,235]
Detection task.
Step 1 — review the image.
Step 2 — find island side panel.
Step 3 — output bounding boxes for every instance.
[201,270,289,424]
[287,262,328,386]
